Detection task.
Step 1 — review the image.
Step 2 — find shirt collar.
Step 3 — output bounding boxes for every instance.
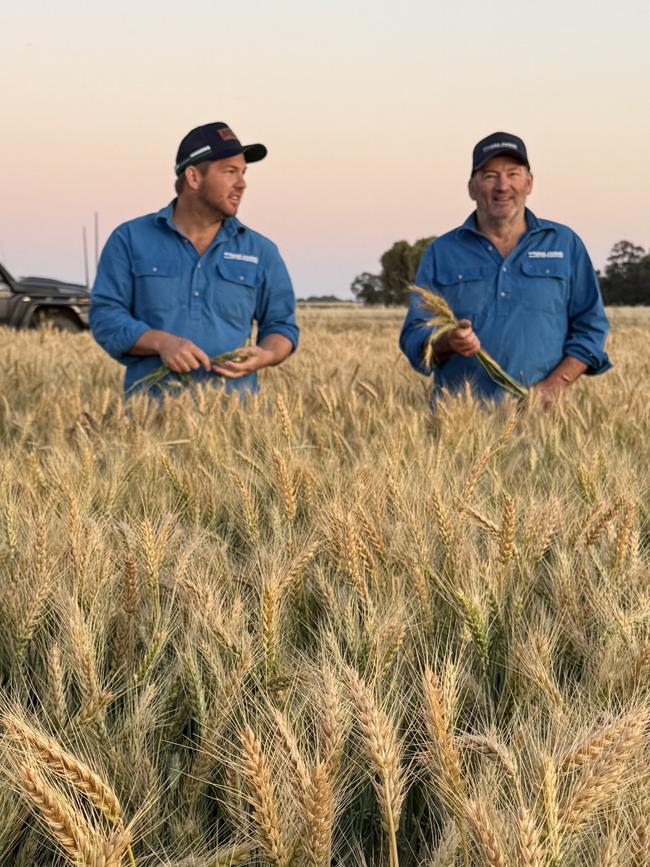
[153,202,247,240]
[461,207,542,236]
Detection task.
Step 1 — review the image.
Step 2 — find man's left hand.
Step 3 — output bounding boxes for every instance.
[533,356,588,408]
[533,374,569,409]
[211,346,275,379]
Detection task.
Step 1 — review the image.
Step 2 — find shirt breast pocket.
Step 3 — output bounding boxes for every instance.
[132,255,180,313]
[519,259,569,315]
[213,258,258,326]
[435,267,487,322]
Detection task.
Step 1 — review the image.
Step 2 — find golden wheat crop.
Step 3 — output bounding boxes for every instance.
[0,306,648,866]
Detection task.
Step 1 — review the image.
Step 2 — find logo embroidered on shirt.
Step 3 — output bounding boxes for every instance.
[224,252,259,264]
[528,251,564,259]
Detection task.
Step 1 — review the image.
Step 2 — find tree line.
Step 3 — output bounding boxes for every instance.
[351,238,650,306]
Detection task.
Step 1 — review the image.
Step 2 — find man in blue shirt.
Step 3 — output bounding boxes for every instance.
[400,132,610,406]
[90,122,298,395]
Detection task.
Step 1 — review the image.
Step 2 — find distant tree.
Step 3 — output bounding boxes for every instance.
[350,271,384,305]
[380,237,436,305]
[303,295,344,303]
[600,240,650,305]
[350,237,436,306]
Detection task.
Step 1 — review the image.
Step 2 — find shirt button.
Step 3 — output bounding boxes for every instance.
[545,268,550,274]
[240,276,244,281]
[502,266,507,272]
[487,245,493,251]
[500,291,507,297]
[193,291,200,297]
[152,266,158,272]
[197,264,202,269]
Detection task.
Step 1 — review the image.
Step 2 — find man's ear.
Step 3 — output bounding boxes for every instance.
[468,177,477,202]
[185,165,203,191]
[526,171,534,195]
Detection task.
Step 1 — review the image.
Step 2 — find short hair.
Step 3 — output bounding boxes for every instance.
[174,161,211,195]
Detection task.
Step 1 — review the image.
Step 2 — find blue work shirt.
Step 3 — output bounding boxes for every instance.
[400,209,611,400]
[90,203,299,395]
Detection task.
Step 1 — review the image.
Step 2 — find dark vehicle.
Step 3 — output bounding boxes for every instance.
[0,262,90,331]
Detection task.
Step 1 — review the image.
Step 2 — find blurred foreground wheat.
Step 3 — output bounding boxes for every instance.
[0,307,648,866]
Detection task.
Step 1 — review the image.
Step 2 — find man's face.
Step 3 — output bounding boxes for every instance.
[468,156,533,225]
[195,154,247,218]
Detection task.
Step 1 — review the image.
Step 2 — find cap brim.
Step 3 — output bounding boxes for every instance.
[474,149,529,173]
[242,143,267,163]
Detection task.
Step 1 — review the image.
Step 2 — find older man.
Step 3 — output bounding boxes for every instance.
[400,132,610,405]
[90,122,298,395]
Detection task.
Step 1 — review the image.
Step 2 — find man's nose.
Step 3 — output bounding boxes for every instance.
[494,173,508,189]
[235,174,247,190]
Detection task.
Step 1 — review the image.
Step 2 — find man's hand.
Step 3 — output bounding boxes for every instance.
[447,320,481,356]
[211,346,275,379]
[533,374,569,409]
[213,334,293,379]
[431,319,481,364]
[533,357,588,408]
[157,334,211,373]
[129,329,211,373]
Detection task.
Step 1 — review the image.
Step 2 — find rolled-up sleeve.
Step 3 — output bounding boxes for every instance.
[399,246,434,375]
[255,243,299,351]
[89,229,150,364]
[564,235,611,375]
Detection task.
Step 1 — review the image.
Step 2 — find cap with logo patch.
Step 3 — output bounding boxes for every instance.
[471,132,529,174]
[175,122,267,176]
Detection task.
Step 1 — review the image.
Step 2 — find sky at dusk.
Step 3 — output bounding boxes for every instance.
[2,0,649,297]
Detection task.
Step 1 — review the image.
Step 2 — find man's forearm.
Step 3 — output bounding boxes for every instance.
[258,333,293,366]
[544,355,588,387]
[128,329,171,356]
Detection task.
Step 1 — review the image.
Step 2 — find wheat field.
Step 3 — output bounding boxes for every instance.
[0,307,648,867]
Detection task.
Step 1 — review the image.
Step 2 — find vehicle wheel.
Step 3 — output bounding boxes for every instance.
[32,308,83,332]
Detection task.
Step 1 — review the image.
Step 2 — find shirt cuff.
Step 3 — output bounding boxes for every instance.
[564,346,612,376]
[110,320,151,360]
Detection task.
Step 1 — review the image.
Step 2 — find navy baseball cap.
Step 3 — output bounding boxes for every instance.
[471,132,529,174]
[175,122,267,175]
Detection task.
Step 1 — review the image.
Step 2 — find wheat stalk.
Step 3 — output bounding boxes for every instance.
[411,284,529,398]
[239,725,292,866]
[464,799,507,867]
[2,712,122,822]
[18,762,97,866]
[346,665,405,867]
[302,760,334,866]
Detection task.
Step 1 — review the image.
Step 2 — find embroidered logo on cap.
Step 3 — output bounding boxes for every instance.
[218,127,237,141]
[483,141,518,153]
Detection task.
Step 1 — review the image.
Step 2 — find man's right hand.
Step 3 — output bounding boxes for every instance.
[432,319,481,363]
[447,320,481,356]
[129,330,211,372]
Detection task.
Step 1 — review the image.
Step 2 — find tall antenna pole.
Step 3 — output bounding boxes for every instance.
[82,226,89,288]
[94,211,99,277]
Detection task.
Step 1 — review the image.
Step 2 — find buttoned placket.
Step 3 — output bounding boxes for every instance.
[175,231,205,322]
[465,223,549,318]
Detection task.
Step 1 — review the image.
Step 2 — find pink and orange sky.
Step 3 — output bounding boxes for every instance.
[2,0,649,297]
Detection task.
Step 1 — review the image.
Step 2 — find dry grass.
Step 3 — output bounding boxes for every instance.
[0,306,648,866]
